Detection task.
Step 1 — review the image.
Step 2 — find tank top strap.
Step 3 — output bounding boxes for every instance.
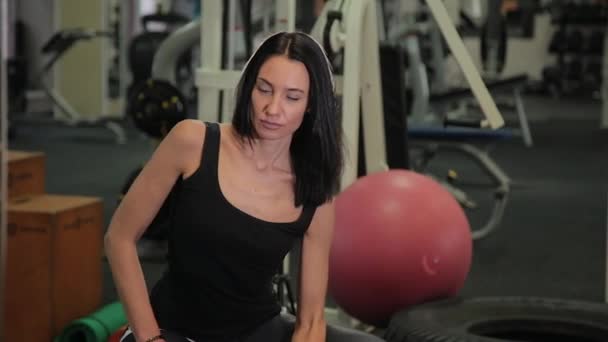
[200,121,221,178]
[299,205,318,233]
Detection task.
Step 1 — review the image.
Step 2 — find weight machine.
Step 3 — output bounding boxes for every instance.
[9,28,128,144]
[374,0,527,239]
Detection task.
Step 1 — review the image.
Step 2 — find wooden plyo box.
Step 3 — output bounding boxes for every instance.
[7,150,46,199]
[4,194,104,342]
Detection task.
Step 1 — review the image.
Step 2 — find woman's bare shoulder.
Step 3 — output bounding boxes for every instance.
[169,119,206,146]
[163,119,208,175]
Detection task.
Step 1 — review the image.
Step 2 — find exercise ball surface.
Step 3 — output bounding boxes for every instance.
[330,169,472,327]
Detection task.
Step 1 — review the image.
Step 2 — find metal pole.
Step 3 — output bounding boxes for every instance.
[425,0,504,129]
[275,0,296,32]
[198,0,224,122]
[1,0,9,338]
[484,0,502,78]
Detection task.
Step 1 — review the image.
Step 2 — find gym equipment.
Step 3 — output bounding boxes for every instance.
[385,297,608,342]
[127,11,190,98]
[7,20,27,117]
[428,74,532,147]
[407,137,511,240]
[330,169,472,327]
[39,29,122,136]
[480,0,507,77]
[548,1,607,99]
[379,43,410,170]
[151,20,200,86]
[9,28,127,144]
[390,3,526,239]
[53,301,127,342]
[422,0,505,129]
[315,0,505,323]
[272,273,297,315]
[198,0,297,123]
[128,31,173,96]
[7,58,27,115]
[126,19,200,139]
[310,0,389,186]
[126,79,188,138]
[322,2,347,72]
[421,0,533,143]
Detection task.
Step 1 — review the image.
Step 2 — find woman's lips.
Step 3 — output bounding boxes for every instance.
[260,119,282,130]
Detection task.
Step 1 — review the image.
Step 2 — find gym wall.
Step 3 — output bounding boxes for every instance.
[450,12,555,85]
[54,0,110,119]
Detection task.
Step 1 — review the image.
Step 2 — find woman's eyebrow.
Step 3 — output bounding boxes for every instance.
[258,77,304,93]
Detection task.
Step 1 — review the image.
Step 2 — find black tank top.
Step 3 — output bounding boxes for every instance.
[150,122,316,340]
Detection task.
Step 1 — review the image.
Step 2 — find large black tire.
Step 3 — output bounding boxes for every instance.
[384,296,608,342]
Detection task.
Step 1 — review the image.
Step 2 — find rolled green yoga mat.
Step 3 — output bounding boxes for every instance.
[54,302,127,342]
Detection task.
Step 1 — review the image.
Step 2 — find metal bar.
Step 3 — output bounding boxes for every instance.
[222,0,236,122]
[404,35,430,124]
[196,70,242,90]
[198,0,224,122]
[152,20,202,83]
[275,0,296,32]
[513,88,533,147]
[340,0,363,188]
[424,0,505,129]
[360,0,388,175]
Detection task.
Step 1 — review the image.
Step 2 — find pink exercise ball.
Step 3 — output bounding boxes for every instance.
[329,169,473,327]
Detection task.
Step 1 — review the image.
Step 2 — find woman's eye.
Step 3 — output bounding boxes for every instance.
[257,85,271,93]
[287,96,301,101]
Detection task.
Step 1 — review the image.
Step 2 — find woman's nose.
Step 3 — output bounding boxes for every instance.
[265,94,281,115]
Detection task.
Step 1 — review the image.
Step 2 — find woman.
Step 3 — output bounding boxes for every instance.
[105,31,384,342]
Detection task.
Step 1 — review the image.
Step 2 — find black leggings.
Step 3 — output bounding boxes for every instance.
[121,313,385,342]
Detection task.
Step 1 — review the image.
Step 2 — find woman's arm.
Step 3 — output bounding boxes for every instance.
[292,200,335,342]
[104,120,205,342]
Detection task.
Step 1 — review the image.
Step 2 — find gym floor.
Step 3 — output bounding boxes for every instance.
[7,94,608,310]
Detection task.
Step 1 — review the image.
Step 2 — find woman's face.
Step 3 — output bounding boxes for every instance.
[250,54,310,140]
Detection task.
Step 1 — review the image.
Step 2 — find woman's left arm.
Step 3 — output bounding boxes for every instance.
[292,200,335,342]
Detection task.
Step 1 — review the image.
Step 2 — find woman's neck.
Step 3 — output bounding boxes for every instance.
[231,126,292,172]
